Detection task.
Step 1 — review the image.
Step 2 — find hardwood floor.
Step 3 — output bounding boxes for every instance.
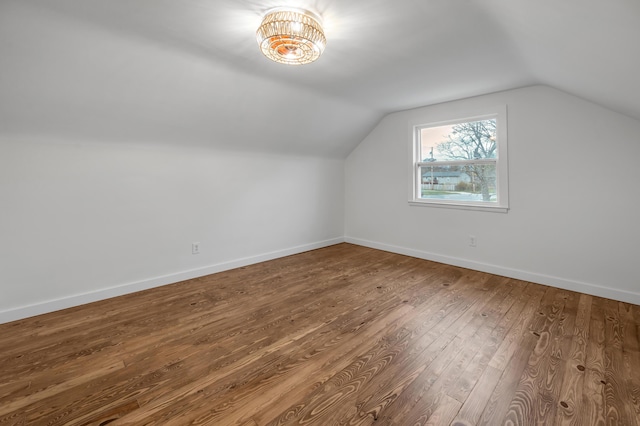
[1,243,639,425]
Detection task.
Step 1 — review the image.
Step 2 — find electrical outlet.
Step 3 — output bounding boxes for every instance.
[469,235,477,247]
[192,242,200,254]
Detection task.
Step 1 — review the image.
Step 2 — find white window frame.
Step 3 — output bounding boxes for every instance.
[409,105,509,213]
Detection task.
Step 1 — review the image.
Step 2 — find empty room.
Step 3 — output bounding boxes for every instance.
[1,0,639,424]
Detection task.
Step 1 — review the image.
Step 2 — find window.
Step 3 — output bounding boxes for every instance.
[409,106,508,212]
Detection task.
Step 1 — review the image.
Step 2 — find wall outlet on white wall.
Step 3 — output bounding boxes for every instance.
[469,235,477,247]
[192,242,200,254]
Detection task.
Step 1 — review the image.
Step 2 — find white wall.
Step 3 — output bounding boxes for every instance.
[345,85,640,304]
[0,1,354,324]
[0,138,344,322]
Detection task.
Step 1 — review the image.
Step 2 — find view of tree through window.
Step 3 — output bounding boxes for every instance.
[418,118,498,203]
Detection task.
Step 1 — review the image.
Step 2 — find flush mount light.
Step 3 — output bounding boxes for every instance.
[256,7,326,65]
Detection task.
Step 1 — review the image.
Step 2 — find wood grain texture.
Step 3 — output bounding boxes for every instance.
[0,243,638,425]
[555,293,592,426]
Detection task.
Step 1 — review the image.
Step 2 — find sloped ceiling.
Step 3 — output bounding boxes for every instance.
[1,0,639,157]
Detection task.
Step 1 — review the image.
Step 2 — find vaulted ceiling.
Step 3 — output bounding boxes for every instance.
[1,0,639,157]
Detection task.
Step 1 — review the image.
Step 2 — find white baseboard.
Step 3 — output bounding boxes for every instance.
[0,237,344,324]
[4,235,637,324]
[345,236,640,306]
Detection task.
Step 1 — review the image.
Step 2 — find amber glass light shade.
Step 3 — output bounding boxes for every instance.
[256,8,326,65]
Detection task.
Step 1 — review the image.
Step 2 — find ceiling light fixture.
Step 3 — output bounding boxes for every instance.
[256,7,326,65]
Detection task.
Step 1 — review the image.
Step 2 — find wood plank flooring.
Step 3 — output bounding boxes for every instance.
[1,243,639,425]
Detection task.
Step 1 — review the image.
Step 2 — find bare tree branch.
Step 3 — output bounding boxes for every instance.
[436,119,497,201]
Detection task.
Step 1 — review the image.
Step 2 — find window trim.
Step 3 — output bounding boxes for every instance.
[408,106,509,213]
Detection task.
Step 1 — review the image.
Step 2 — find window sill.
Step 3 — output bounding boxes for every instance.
[408,200,509,213]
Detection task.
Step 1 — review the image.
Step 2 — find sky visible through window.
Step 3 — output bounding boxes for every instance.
[421,119,496,162]
[420,124,454,162]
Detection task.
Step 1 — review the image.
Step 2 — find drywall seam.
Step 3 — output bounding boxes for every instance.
[345,237,640,306]
[0,237,345,324]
